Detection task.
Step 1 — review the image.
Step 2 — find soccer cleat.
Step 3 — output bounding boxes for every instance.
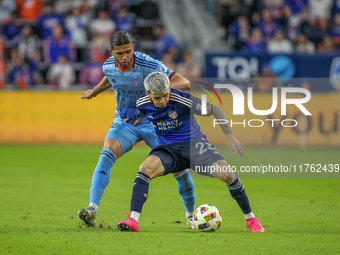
[187,215,196,229]
[117,215,139,232]
[246,218,265,232]
[78,207,96,227]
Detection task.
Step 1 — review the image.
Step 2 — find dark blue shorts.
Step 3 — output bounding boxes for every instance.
[150,140,224,176]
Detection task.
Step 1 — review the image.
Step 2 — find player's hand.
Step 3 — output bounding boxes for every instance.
[131,116,142,126]
[122,116,142,126]
[226,134,244,157]
[120,108,142,125]
[80,89,95,99]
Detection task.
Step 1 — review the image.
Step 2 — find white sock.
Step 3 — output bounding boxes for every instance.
[131,211,140,222]
[244,212,255,220]
[186,211,194,219]
[89,203,99,213]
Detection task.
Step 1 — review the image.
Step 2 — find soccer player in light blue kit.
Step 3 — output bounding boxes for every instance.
[78,31,196,228]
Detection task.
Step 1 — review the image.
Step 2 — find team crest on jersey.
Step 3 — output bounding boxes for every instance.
[131,79,142,88]
[160,65,165,71]
[168,110,178,119]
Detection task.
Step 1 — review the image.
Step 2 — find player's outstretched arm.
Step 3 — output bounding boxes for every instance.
[169,73,190,91]
[80,76,112,100]
[211,105,245,157]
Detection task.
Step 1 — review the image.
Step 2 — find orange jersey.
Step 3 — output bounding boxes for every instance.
[16,0,43,20]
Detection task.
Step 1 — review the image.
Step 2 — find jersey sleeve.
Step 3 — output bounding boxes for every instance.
[137,52,176,79]
[136,95,151,114]
[155,62,176,80]
[170,89,213,116]
[189,94,214,116]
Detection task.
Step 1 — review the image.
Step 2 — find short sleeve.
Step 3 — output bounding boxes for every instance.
[136,95,151,112]
[170,88,213,116]
[190,94,214,116]
[155,62,176,80]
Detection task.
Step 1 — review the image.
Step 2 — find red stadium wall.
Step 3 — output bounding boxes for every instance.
[1,91,339,146]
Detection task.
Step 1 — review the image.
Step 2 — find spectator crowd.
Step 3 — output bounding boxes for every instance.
[215,0,340,54]
[0,0,201,90]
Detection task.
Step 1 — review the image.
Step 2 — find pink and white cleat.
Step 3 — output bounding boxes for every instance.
[246,218,265,232]
[117,215,139,232]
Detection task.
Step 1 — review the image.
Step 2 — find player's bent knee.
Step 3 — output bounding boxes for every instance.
[139,156,165,179]
[139,162,154,178]
[103,138,123,158]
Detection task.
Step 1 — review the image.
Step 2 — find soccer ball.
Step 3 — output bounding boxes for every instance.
[193,204,222,232]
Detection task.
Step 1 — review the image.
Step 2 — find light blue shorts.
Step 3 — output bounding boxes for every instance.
[105,118,159,155]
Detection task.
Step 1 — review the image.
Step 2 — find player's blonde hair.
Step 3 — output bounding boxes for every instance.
[144,72,170,94]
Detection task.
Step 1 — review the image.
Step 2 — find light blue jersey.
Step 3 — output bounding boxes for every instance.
[102,52,176,153]
[102,52,175,124]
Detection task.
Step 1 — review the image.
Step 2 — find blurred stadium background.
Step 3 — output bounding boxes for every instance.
[1,2,340,254]
[0,0,339,147]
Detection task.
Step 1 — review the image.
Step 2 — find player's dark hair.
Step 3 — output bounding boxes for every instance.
[110,31,134,49]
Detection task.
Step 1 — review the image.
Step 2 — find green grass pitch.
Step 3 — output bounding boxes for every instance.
[1,145,340,255]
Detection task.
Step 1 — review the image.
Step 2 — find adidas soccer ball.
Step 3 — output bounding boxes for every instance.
[193,204,222,232]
